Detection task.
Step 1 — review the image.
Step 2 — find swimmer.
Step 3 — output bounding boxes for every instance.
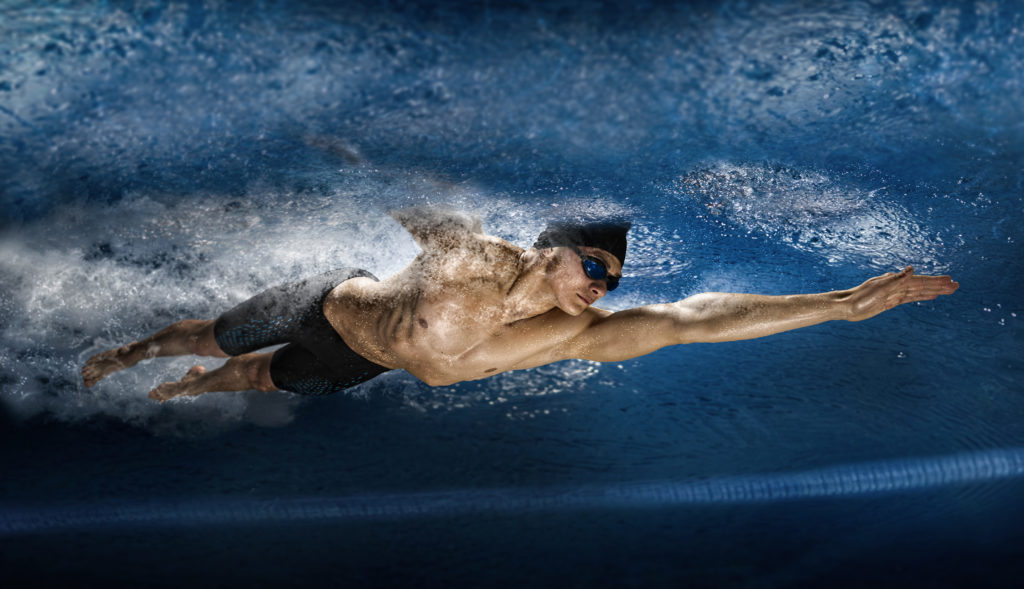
[82,208,959,401]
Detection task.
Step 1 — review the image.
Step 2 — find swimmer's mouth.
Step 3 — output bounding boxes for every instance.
[578,294,594,305]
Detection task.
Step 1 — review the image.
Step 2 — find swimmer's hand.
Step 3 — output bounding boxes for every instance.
[840,266,959,322]
[543,265,958,364]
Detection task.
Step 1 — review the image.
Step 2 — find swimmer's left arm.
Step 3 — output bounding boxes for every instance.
[559,267,958,363]
[390,207,484,251]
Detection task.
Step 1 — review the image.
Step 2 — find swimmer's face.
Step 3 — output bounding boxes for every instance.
[549,246,623,315]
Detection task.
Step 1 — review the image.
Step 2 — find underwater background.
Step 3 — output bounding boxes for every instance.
[2,0,1022,586]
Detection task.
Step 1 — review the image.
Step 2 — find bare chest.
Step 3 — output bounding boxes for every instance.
[326,279,556,386]
[388,287,542,381]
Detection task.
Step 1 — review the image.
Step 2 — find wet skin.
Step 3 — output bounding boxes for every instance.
[323,237,624,386]
[82,209,958,400]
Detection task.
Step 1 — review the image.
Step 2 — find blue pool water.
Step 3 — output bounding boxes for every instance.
[1,0,1022,586]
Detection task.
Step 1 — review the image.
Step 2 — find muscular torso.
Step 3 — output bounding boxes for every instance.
[323,233,594,385]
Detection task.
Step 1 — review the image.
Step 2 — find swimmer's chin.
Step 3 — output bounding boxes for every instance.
[557,294,591,315]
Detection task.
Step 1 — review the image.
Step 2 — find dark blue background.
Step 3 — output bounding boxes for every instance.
[2,0,1022,586]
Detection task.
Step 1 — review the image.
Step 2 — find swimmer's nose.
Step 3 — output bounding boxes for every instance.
[589,282,607,298]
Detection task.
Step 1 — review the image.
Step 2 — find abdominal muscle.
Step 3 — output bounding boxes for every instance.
[323,253,557,386]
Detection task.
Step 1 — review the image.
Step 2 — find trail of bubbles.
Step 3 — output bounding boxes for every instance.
[4,447,1022,534]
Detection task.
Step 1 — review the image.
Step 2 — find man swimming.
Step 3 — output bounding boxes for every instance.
[81,208,959,401]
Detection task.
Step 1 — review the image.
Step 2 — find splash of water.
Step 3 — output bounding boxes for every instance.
[0,174,640,434]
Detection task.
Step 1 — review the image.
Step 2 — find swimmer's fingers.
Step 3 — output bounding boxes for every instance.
[881,267,958,294]
[846,266,958,321]
[899,273,959,302]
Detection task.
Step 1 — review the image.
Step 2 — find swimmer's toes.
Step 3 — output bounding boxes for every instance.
[148,385,168,402]
[148,366,206,402]
[149,383,181,402]
[81,359,107,387]
[81,348,129,387]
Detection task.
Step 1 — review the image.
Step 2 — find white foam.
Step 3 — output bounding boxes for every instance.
[0,174,646,435]
[676,161,949,272]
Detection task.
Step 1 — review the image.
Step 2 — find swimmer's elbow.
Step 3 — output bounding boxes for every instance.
[416,373,462,387]
[669,296,717,345]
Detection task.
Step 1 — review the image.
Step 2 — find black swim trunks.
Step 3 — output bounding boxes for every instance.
[213,268,392,395]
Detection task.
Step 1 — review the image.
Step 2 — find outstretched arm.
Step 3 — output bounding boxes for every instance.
[562,266,958,363]
[389,207,484,251]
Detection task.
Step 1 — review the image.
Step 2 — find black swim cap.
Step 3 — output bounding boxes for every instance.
[532,221,631,266]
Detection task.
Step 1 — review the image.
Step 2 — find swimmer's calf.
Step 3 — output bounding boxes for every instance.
[81,211,959,402]
[82,319,226,387]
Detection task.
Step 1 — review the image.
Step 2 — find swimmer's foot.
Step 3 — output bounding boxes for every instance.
[82,343,142,387]
[148,366,207,402]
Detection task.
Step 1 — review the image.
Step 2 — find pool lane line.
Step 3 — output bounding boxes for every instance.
[3,446,1023,535]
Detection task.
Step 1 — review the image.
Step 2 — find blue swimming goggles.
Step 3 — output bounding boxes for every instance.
[576,249,621,291]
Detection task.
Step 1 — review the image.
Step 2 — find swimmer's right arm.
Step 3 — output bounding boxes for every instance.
[556,267,958,363]
[389,207,484,250]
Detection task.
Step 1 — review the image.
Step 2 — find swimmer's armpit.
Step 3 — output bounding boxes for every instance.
[389,207,484,251]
